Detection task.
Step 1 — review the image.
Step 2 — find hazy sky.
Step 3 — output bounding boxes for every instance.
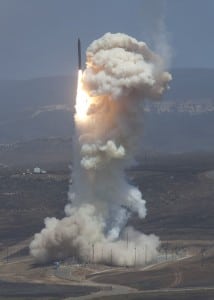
[0,0,214,79]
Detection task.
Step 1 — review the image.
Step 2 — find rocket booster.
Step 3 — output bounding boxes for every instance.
[78,38,82,70]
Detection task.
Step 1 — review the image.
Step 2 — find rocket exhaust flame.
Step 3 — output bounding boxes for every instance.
[30,33,172,266]
[75,70,89,121]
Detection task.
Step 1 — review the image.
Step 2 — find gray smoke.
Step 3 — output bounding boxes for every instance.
[30,33,171,266]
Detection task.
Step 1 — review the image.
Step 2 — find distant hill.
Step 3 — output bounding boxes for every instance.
[0,68,213,152]
[143,111,214,153]
[0,138,72,169]
[0,76,75,143]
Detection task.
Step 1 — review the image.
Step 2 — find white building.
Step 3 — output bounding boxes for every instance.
[33,167,41,174]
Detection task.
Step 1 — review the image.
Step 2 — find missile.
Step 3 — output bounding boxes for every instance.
[78,38,82,70]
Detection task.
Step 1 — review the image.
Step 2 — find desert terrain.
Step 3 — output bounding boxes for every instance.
[0,151,214,299]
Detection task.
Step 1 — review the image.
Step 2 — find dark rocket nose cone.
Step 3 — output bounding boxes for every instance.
[78,38,82,70]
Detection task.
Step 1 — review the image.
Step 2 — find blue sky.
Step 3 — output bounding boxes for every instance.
[0,0,214,79]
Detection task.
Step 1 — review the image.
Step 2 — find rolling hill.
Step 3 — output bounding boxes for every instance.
[0,68,213,153]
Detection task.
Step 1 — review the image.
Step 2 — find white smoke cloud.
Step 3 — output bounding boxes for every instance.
[81,140,125,170]
[30,204,159,265]
[30,32,171,266]
[83,32,171,99]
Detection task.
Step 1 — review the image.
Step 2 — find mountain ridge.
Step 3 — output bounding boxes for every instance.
[0,68,213,152]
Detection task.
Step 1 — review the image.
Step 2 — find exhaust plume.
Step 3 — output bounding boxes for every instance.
[30,33,171,266]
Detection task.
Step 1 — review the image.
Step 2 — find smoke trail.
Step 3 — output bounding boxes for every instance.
[140,0,172,68]
[30,33,171,266]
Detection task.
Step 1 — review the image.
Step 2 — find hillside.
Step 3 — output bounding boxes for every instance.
[0,69,213,152]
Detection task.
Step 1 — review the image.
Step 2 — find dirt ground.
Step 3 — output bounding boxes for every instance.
[0,241,99,299]
[0,157,214,299]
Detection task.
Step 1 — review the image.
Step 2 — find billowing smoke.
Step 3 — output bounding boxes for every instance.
[30,33,171,266]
